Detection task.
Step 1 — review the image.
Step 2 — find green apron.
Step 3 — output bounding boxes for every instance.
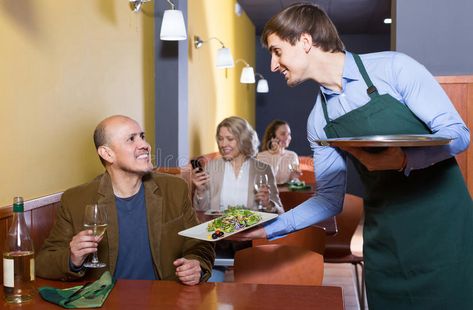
[321,54,473,309]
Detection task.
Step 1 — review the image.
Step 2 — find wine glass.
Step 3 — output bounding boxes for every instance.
[288,161,301,184]
[83,204,108,268]
[254,174,269,211]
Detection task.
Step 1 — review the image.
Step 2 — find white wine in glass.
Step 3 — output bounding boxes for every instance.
[83,204,108,268]
[288,162,301,184]
[254,174,268,210]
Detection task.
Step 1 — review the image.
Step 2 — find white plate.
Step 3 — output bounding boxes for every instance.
[178,211,278,242]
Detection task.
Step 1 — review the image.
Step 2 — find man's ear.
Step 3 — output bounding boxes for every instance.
[98,145,113,164]
[300,33,313,53]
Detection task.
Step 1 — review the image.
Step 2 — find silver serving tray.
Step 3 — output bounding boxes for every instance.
[313,134,452,147]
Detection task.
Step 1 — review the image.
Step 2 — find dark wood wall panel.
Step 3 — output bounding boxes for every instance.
[0,219,8,278]
[31,202,60,253]
[0,194,62,278]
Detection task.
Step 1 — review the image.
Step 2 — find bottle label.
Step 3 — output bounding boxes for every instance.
[3,258,14,288]
[30,258,35,281]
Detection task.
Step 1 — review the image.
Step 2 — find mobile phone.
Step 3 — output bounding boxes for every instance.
[190,158,203,172]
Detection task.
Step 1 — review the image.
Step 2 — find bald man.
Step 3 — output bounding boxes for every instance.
[36,115,214,285]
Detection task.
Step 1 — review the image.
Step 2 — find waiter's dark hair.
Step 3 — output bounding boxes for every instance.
[261,3,344,53]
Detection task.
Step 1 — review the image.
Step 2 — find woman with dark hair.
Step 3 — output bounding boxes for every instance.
[192,116,283,214]
[257,120,301,184]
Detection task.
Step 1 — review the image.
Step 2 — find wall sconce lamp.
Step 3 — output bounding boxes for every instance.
[160,0,187,40]
[256,73,269,93]
[129,0,151,13]
[235,59,255,84]
[194,35,234,68]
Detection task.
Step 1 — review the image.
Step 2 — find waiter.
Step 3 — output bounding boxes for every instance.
[234,3,473,309]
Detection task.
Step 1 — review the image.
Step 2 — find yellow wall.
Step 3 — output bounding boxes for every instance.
[188,0,255,157]
[0,0,155,207]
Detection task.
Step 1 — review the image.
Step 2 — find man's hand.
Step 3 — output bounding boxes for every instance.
[69,230,103,268]
[340,146,406,171]
[227,225,267,241]
[173,258,202,286]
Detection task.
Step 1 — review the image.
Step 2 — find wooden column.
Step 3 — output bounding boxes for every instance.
[437,75,473,195]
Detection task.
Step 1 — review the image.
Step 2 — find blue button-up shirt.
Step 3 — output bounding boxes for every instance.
[265,51,470,239]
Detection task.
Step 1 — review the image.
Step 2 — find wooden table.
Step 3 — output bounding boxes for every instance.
[2,279,345,310]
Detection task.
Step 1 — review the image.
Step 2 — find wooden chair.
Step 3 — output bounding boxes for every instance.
[234,244,324,286]
[252,226,326,255]
[279,191,313,212]
[153,166,192,199]
[324,194,365,309]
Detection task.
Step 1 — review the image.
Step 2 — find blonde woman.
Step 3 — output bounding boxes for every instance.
[192,116,283,214]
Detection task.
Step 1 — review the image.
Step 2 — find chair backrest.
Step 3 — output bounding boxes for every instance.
[252,226,326,255]
[234,244,324,285]
[191,152,221,166]
[324,194,364,258]
[153,166,192,199]
[279,191,313,212]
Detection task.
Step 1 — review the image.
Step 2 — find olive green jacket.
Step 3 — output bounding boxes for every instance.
[36,172,215,282]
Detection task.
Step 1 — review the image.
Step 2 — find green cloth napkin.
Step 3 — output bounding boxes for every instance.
[287,181,311,191]
[39,271,115,308]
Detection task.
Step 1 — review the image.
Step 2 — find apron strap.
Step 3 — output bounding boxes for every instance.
[352,53,379,98]
[319,91,331,123]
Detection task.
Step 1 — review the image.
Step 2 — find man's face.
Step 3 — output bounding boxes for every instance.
[268,33,310,87]
[217,126,241,161]
[104,117,153,175]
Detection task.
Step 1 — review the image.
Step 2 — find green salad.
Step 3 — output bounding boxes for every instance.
[207,207,262,234]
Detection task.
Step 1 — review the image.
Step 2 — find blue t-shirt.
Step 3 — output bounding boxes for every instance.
[114,184,157,280]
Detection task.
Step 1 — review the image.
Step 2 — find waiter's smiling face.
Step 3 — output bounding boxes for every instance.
[268,33,311,87]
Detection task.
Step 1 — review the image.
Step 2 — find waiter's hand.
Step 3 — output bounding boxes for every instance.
[227,225,267,241]
[340,146,406,171]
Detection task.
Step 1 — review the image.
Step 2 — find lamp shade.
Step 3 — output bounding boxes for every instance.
[240,66,256,84]
[256,78,269,93]
[160,10,187,41]
[216,47,234,68]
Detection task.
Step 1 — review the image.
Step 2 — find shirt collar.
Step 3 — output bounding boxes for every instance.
[320,51,360,96]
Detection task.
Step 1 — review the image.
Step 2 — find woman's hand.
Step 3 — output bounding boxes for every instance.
[340,146,406,171]
[191,168,210,194]
[289,169,302,181]
[255,185,271,208]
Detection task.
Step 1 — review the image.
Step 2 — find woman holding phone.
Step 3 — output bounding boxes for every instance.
[191,116,283,214]
[257,120,301,184]
[191,116,284,282]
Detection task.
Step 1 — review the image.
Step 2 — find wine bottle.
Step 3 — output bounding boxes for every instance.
[3,197,35,303]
